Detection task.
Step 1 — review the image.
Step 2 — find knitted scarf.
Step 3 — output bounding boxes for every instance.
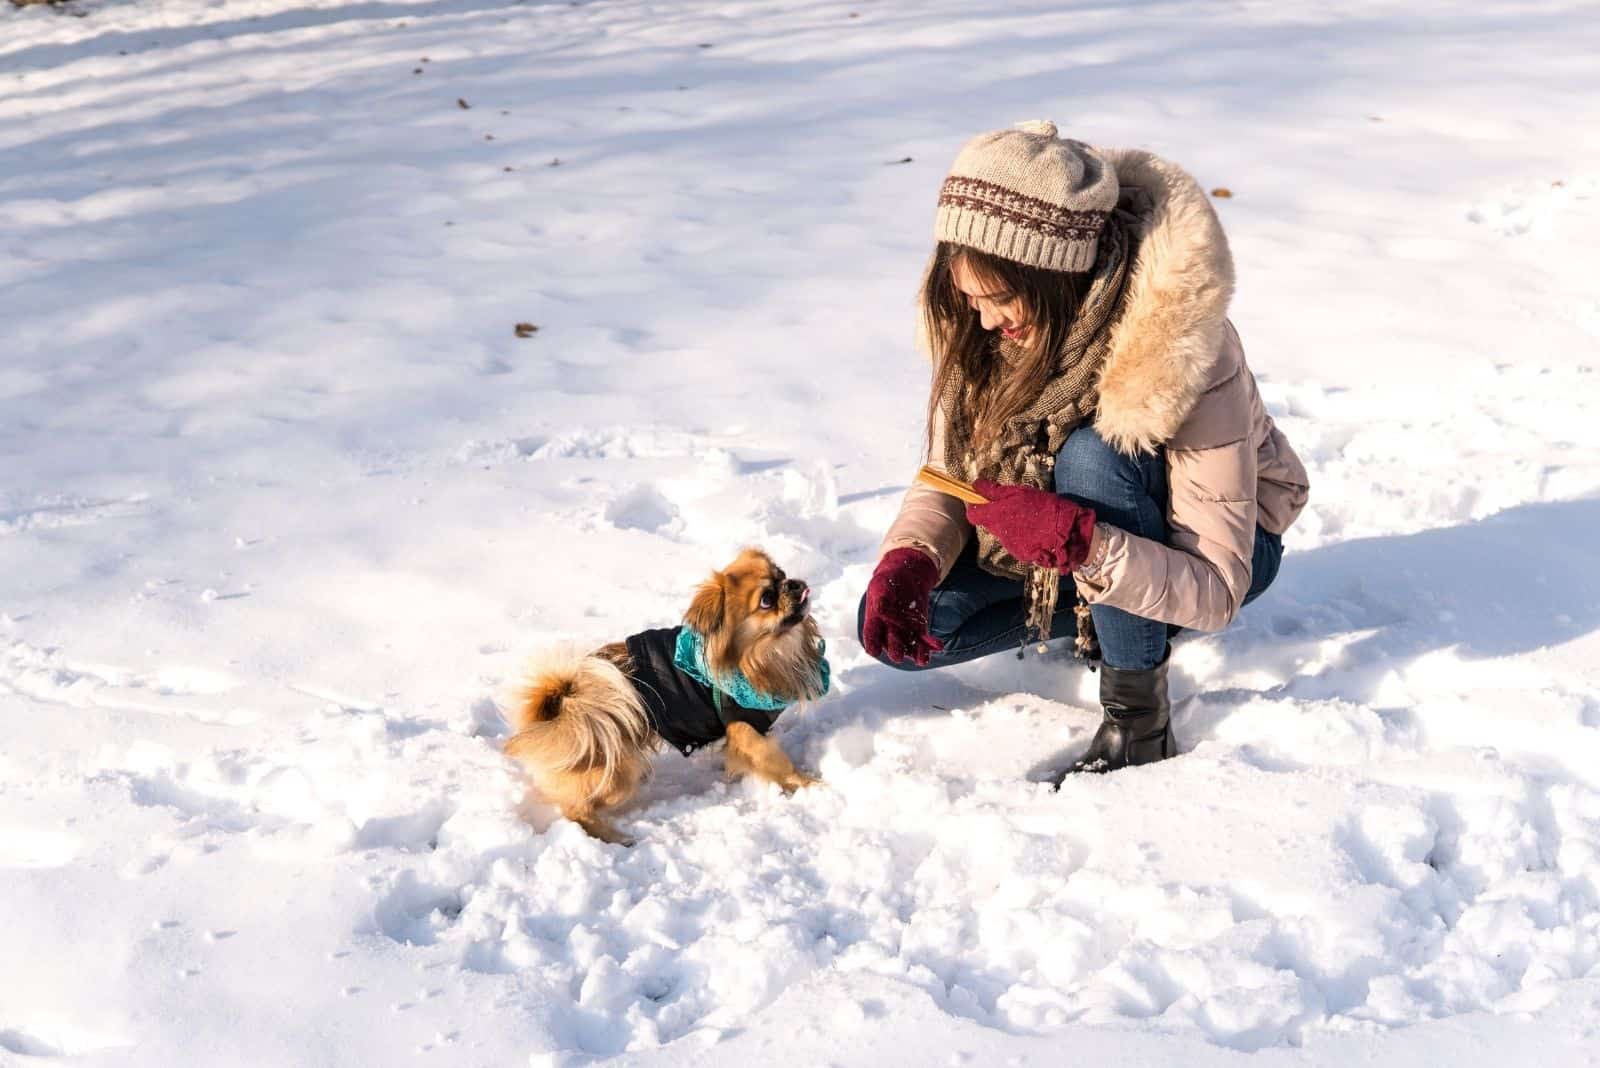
[940,211,1134,650]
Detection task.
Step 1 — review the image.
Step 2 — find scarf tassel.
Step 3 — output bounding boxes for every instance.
[1018,567,1101,664]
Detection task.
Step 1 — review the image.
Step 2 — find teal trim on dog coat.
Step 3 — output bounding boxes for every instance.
[672,627,830,712]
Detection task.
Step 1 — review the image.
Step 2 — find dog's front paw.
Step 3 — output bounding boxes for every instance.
[577,816,635,847]
[780,771,821,793]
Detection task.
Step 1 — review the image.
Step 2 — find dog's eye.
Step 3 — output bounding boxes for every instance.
[759,590,776,609]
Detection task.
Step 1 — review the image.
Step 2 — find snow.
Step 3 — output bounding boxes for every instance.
[4,0,1600,1064]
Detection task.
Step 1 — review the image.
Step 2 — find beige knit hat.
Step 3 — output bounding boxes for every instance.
[935,120,1118,272]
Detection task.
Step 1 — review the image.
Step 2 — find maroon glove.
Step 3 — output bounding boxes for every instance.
[966,479,1097,571]
[861,548,945,666]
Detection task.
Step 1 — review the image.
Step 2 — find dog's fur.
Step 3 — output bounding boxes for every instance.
[503,549,825,844]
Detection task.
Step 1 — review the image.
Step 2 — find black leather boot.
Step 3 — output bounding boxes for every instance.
[1056,649,1175,781]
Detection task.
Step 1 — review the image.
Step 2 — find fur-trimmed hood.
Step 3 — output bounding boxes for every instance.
[1091,148,1235,456]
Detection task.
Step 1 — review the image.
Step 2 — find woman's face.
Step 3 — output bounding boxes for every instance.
[950,256,1031,344]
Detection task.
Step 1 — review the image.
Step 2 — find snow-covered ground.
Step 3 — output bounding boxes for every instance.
[5,0,1600,1063]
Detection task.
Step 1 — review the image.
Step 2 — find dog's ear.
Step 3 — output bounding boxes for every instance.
[684,572,727,636]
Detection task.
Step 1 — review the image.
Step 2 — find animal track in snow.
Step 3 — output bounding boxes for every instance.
[1467,177,1595,238]
[456,426,715,467]
[85,698,496,886]
[604,485,682,535]
[0,493,149,537]
[468,423,879,585]
[1,639,251,725]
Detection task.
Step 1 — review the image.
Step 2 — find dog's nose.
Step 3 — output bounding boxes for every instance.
[784,578,809,602]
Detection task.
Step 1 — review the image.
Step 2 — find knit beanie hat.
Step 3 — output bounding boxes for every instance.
[935,120,1119,273]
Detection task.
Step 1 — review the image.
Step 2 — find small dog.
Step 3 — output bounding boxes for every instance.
[504,548,828,844]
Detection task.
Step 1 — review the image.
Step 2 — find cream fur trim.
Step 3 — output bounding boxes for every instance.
[1091,148,1235,456]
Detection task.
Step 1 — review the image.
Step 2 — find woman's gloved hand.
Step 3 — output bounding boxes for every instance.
[861,548,945,666]
[966,479,1098,571]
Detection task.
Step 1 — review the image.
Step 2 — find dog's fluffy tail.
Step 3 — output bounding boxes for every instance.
[502,646,653,799]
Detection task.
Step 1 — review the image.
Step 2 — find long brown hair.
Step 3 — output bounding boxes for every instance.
[921,243,1092,457]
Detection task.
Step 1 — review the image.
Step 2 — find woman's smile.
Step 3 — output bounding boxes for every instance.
[950,256,1032,343]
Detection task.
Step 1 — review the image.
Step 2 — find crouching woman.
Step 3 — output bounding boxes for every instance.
[858,122,1310,779]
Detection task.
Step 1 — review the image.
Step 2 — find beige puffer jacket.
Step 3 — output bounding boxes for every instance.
[881,148,1310,633]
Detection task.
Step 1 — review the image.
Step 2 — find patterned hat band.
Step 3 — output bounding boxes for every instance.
[936,175,1108,272]
[938,176,1108,242]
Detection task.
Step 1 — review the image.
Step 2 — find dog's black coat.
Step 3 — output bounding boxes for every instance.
[623,627,783,756]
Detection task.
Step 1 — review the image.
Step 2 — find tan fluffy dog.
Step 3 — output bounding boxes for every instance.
[504,549,827,844]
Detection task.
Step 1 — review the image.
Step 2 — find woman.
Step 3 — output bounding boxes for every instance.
[858,121,1310,779]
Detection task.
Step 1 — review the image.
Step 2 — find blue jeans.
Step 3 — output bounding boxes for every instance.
[858,426,1283,671]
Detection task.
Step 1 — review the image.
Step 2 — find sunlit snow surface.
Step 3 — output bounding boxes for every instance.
[3,1,1600,1063]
